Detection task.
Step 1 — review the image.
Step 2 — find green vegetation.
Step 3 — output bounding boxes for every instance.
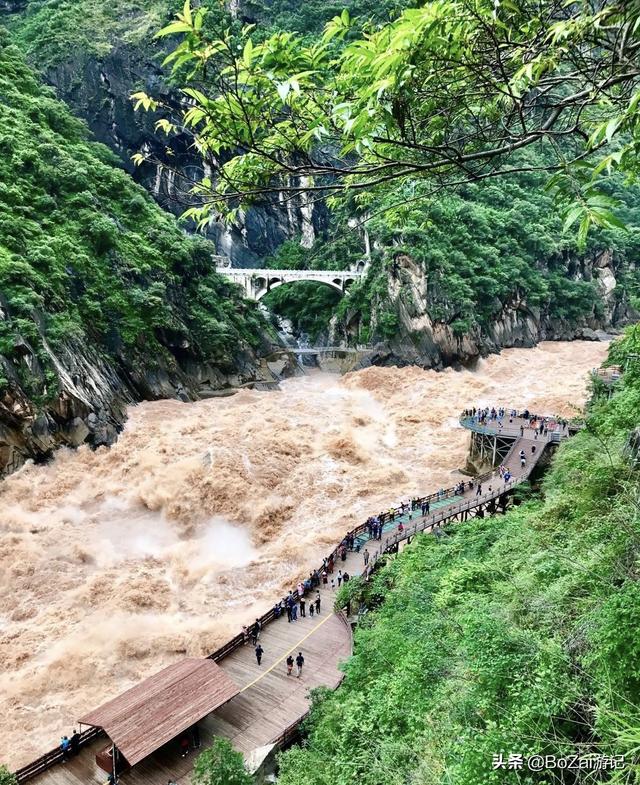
[241,0,410,36]
[0,34,264,399]
[277,326,640,784]
[139,0,640,243]
[5,0,173,66]
[262,282,341,342]
[0,766,17,785]
[331,152,640,343]
[193,739,252,785]
[260,232,365,338]
[254,145,640,344]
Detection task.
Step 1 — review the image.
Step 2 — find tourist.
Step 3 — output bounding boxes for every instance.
[343,572,350,584]
[337,569,343,587]
[398,521,404,535]
[242,625,249,644]
[273,601,281,619]
[296,651,305,678]
[251,619,261,645]
[300,596,306,617]
[309,601,315,617]
[291,602,298,621]
[190,723,201,749]
[315,593,321,614]
[363,549,369,567]
[476,483,482,497]
[70,729,80,756]
[255,643,264,666]
[322,570,328,585]
[60,735,71,762]
[286,654,294,676]
[331,577,335,590]
[286,600,292,623]
[532,445,537,454]
[297,581,304,597]
[179,735,190,757]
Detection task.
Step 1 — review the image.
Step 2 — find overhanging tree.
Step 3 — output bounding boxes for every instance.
[133,0,640,241]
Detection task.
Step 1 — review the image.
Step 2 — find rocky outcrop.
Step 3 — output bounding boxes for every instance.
[0,320,277,479]
[38,44,326,267]
[336,250,637,369]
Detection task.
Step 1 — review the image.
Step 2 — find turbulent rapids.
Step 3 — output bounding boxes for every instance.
[0,341,608,767]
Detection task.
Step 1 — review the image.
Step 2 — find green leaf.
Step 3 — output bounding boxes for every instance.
[155,20,193,38]
[243,39,254,69]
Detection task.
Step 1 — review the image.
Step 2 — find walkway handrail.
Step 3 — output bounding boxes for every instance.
[14,727,103,782]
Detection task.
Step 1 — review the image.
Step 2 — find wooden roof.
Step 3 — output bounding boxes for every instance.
[78,658,239,766]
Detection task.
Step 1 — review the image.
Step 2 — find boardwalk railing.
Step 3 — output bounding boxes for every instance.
[14,727,104,782]
[13,409,569,782]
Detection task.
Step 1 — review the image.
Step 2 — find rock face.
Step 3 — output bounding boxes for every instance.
[0,321,276,479]
[40,44,326,267]
[337,250,638,369]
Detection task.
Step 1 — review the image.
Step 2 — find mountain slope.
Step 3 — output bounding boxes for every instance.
[0,33,270,477]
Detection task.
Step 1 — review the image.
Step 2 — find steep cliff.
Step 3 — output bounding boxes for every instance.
[346,250,635,370]
[0,36,274,477]
[2,0,328,266]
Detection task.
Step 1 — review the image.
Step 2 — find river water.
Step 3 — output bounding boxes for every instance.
[0,340,608,767]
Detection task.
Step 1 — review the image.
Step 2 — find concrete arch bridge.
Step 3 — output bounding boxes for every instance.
[216,265,366,301]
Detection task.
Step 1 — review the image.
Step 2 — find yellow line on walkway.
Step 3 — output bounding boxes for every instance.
[240,611,336,693]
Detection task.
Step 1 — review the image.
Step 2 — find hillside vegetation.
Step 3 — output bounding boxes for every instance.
[277,327,640,784]
[265,148,640,343]
[0,33,264,402]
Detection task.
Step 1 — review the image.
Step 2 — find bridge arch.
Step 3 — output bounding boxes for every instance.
[256,275,347,301]
[215,265,366,302]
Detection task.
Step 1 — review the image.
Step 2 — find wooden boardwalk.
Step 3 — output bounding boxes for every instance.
[28,583,355,785]
[22,412,567,785]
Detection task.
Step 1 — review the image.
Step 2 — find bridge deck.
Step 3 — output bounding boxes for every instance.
[25,415,563,785]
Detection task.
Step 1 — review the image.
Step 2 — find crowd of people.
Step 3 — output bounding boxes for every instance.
[463,406,570,435]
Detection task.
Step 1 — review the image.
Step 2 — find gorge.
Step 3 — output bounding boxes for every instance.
[1,1,640,783]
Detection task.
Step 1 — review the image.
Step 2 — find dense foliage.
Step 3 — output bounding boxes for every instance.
[137,0,640,242]
[240,0,411,36]
[277,327,640,784]
[258,144,640,343]
[4,0,174,67]
[192,739,252,785]
[0,35,264,399]
[0,766,17,785]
